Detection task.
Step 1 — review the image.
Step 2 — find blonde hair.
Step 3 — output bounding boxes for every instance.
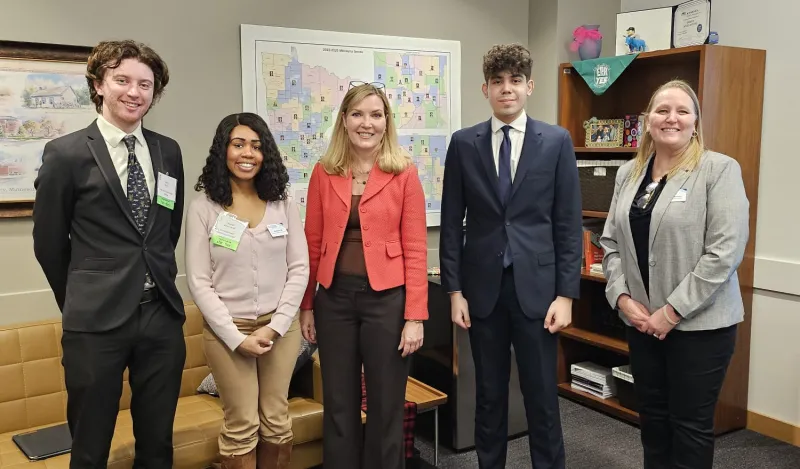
[320,84,410,176]
[628,79,706,184]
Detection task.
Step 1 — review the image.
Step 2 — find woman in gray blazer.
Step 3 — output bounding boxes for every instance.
[600,79,749,469]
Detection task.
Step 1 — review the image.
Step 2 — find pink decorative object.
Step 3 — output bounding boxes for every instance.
[571,25,603,60]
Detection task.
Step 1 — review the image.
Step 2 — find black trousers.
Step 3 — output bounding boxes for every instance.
[314,274,409,469]
[627,324,737,469]
[469,267,565,469]
[61,295,186,469]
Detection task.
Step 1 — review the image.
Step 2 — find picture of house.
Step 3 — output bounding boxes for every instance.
[0,116,21,135]
[29,86,79,108]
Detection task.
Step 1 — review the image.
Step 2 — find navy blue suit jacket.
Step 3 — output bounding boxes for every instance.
[439,116,583,319]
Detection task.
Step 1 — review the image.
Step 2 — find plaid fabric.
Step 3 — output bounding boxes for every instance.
[361,373,418,459]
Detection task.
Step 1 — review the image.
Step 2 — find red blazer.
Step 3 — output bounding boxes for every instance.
[301,162,428,320]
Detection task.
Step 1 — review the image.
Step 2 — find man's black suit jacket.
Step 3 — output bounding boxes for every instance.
[32,120,185,332]
[439,116,582,319]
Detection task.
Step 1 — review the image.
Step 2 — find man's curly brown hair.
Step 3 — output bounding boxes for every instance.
[482,44,533,82]
[86,40,169,113]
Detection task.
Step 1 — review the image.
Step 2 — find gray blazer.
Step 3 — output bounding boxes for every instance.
[600,151,749,331]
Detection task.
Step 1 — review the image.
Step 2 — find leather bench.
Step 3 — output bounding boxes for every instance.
[0,302,324,469]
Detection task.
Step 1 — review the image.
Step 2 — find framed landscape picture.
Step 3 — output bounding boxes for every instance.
[0,40,95,217]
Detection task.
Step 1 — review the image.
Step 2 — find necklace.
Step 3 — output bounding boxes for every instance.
[351,166,371,185]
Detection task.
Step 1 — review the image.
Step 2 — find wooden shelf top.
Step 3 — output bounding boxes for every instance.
[581,268,607,283]
[559,45,706,70]
[406,377,448,410]
[558,383,638,423]
[574,147,637,154]
[582,210,608,219]
[561,326,629,355]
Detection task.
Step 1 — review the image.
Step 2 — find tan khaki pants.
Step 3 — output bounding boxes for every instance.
[203,314,302,456]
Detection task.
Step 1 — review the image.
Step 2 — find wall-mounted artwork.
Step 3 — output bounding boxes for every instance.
[240,25,461,227]
[615,7,674,56]
[0,40,95,217]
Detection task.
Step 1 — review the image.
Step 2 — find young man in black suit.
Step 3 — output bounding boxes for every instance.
[439,44,582,469]
[32,40,185,469]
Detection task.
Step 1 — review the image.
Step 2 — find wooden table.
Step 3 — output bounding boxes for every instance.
[361,376,448,466]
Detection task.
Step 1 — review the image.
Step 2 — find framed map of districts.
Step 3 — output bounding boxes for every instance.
[240,24,461,227]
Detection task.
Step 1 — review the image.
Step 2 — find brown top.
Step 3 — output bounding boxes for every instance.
[334,195,367,276]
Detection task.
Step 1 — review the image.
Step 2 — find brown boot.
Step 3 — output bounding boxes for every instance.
[256,440,293,469]
[218,448,257,469]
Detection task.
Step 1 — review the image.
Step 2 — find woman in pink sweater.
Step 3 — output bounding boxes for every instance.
[185,112,309,469]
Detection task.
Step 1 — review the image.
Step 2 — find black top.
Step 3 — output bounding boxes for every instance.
[629,157,667,298]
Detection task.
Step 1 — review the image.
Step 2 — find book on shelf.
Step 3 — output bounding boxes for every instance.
[571,361,616,399]
[582,218,605,271]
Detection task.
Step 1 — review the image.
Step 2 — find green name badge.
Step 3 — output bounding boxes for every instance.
[211,233,240,251]
[210,212,248,251]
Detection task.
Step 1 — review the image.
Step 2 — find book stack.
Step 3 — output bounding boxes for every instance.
[570,361,616,399]
[582,218,605,276]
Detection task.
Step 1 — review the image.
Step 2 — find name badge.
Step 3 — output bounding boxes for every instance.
[156,172,178,210]
[672,188,688,203]
[267,223,288,237]
[211,212,248,251]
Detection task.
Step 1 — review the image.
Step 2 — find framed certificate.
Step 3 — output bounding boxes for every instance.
[673,0,712,48]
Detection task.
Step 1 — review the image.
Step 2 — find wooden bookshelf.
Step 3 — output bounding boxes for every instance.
[558,45,765,435]
[574,147,637,154]
[561,327,628,355]
[582,210,608,218]
[580,268,606,283]
[557,383,638,424]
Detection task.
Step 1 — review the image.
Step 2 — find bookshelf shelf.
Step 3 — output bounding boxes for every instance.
[561,327,628,355]
[574,147,637,154]
[580,268,606,283]
[558,45,764,435]
[557,383,639,424]
[582,210,608,218]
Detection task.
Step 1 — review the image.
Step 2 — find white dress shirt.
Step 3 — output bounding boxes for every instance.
[96,114,155,197]
[490,112,527,182]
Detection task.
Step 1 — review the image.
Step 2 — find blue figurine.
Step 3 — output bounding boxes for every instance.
[624,27,647,52]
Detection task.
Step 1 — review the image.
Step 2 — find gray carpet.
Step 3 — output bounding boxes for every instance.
[413,397,800,468]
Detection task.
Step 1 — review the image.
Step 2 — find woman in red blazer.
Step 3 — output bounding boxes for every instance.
[299,82,428,469]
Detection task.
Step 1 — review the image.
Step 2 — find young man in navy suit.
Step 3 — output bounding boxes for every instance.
[440,44,582,469]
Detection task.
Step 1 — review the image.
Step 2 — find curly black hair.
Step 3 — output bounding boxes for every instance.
[194,112,289,206]
[482,43,533,82]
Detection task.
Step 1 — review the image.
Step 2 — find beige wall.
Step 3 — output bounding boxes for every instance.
[527,0,620,124]
[0,0,528,323]
[621,0,800,428]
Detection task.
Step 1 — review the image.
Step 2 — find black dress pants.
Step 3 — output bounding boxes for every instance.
[627,324,737,469]
[314,274,409,469]
[61,296,186,469]
[469,267,565,469]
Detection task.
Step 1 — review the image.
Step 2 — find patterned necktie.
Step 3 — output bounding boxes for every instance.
[123,135,155,289]
[498,125,513,267]
[123,135,150,234]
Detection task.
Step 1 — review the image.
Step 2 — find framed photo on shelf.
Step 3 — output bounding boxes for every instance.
[615,6,674,55]
[0,40,94,218]
[584,118,624,148]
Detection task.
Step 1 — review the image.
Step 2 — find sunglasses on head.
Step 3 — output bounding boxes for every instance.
[348,80,386,91]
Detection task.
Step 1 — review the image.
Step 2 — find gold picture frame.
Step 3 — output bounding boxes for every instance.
[0,40,93,218]
[583,118,624,148]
